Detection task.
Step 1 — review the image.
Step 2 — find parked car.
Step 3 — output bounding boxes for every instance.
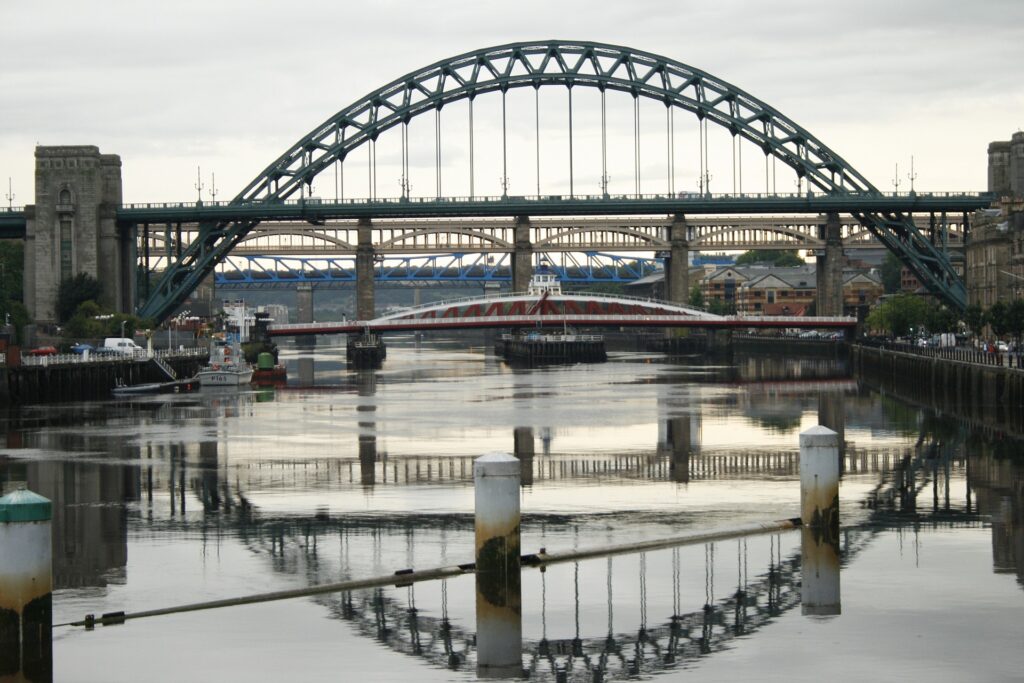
[997,341,1009,352]
[27,346,58,356]
[70,342,95,355]
[102,337,144,355]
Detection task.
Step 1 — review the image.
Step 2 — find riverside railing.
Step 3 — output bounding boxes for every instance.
[857,339,1021,369]
[14,347,207,368]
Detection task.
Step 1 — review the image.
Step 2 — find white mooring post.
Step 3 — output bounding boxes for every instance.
[0,486,53,679]
[799,425,841,616]
[473,453,522,677]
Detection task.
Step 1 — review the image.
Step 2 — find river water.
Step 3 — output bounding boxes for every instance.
[1,338,1021,682]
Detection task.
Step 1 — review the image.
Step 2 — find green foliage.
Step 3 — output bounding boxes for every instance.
[0,241,24,303]
[988,301,1009,338]
[927,305,959,334]
[56,273,103,323]
[62,300,152,342]
[707,298,736,315]
[0,299,30,344]
[63,301,108,340]
[879,252,903,294]
[963,304,985,337]
[688,284,705,308]
[866,293,931,338]
[734,250,804,267]
[1006,299,1024,342]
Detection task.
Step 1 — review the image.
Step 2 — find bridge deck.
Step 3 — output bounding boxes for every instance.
[118,191,991,224]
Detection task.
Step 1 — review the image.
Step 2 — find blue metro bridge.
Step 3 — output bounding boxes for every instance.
[2,40,992,325]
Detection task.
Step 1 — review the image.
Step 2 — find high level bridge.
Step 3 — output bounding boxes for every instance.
[7,41,991,324]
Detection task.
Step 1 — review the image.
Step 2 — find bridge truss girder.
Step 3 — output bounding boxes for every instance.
[214,252,660,289]
[143,214,966,259]
[136,41,975,321]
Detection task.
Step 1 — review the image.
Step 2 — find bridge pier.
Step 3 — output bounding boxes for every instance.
[815,212,844,317]
[665,214,690,305]
[513,427,535,486]
[25,146,131,323]
[358,371,377,487]
[512,216,532,293]
[661,416,691,483]
[296,284,314,324]
[356,218,375,319]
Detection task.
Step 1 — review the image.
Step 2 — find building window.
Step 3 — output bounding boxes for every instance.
[60,217,73,280]
[59,189,71,205]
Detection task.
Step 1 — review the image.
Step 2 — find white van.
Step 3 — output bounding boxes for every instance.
[102,337,144,355]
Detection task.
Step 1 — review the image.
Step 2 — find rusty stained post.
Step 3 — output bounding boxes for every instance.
[799,425,841,616]
[473,453,522,677]
[0,487,53,680]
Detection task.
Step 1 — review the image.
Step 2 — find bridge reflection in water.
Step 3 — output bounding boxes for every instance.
[0,350,1020,680]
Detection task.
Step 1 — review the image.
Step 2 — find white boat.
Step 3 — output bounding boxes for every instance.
[197,340,253,386]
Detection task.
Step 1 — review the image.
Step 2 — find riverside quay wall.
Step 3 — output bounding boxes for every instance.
[0,351,208,404]
[852,344,1024,437]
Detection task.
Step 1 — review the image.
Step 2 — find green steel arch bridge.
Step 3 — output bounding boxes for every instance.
[1,41,992,321]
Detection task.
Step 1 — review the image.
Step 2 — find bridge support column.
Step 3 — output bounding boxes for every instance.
[815,213,844,317]
[358,372,377,487]
[662,416,691,483]
[25,146,129,324]
[296,284,314,324]
[817,393,846,471]
[512,216,532,293]
[666,214,690,305]
[356,218,375,320]
[513,427,534,486]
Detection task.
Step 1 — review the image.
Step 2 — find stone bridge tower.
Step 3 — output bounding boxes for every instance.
[24,146,134,324]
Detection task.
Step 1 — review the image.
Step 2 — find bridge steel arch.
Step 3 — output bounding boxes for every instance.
[138,40,965,322]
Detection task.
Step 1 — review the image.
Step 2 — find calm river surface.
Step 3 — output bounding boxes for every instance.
[1,338,1021,682]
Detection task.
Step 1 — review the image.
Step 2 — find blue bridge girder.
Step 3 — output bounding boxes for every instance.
[215,252,660,289]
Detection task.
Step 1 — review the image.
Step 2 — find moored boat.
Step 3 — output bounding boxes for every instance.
[197,339,253,386]
[111,377,201,397]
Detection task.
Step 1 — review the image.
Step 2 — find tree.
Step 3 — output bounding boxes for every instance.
[988,301,1010,339]
[0,241,24,303]
[707,298,736,315]
[866,293,930,338]
[56,273,103,323]
[688,284,705,308]
[879,252,903,294]
[734,250,804,267]
[927,305,959,335]
[62,301,108,340]
[1007,299,1024,346]
[62,300,152,341]
[963,304,985,337]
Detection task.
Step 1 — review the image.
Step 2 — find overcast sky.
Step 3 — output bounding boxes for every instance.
[2,0,1022,204]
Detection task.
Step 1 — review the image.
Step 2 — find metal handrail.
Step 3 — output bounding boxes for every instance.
[271,313,856,332]
[16,347,207,367]
[120,190,992,210]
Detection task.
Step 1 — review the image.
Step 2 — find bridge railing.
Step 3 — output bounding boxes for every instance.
[15,347,207,367]
[269,313,856,333]
[119,190,992,212]
[370,290,713,320]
